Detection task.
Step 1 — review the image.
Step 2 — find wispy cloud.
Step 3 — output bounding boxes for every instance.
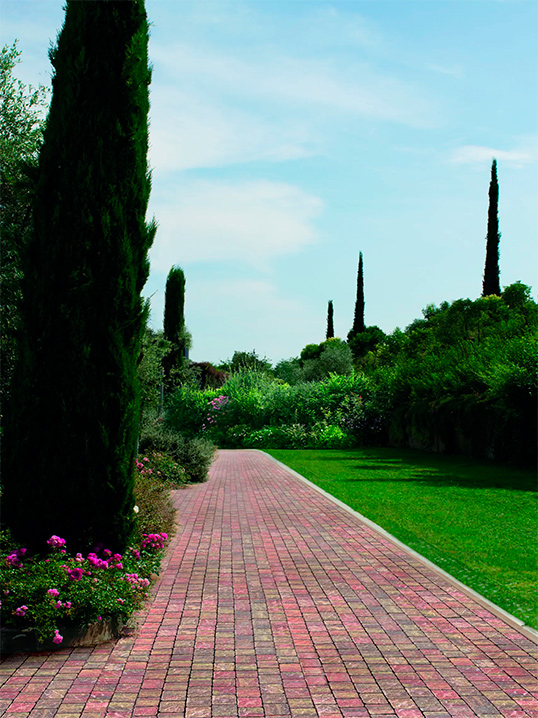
[450,137,538,167]
[148,179,322,271]
[152,42,435,128]
[148,88,315,172]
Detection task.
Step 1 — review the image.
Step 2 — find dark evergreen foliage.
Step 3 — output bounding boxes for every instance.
[348,251,365,341]
[2,0,155,552]
[482,159,501,297]
[163,266,186,345]
[162,265,186,382]
[326,300,334,339]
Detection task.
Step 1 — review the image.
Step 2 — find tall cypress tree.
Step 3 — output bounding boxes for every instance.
[348,252,365,341]
[326,300,334,339]
[164,266,186,346]
[3,0,155,552]
[482,159,501,296]
[163,265,186,381]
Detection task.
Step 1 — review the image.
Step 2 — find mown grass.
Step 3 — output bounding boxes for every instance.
[266,448,538,629]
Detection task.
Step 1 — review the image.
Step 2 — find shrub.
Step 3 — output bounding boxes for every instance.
[0,531,166,644]
[139,420,215,483]
[133,461,177,543]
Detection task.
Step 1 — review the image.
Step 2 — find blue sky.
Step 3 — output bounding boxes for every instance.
[2,0,537,365]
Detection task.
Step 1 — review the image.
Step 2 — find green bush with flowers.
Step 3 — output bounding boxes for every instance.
[1,531,167,644]
[0,442,202,649]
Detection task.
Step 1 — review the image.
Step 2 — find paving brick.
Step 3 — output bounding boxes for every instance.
[1,450,537,717]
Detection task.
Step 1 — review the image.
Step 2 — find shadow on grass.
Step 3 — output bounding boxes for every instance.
[294,450,537,492]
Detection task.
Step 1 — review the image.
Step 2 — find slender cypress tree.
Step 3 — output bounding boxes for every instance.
[3,0,155,552]
[326,300,334,339]
[164,266,186,345]
[163,265,186,381]
[348,252,365,341]
[482,159,501,296]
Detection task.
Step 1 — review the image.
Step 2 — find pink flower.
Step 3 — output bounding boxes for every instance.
[47,535,66,549]
[143,457,149,462]
[55,600,62,609]
[115,562,123,569]
[67,567,84,581]
[52,629,63,645]
[47,588,59,598]
[117,598,124,604]
[15,605,28,617]
[75,553,84,563]
[64,601,72,610]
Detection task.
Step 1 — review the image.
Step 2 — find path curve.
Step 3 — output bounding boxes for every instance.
[1,449,537,718]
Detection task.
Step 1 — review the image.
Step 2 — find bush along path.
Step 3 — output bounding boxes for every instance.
[1,450,537,718]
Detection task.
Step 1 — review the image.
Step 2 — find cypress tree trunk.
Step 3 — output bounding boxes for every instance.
[348,251,365,341]
[482,159,501,296]
[326,300,334,339]
[3,0,155,552]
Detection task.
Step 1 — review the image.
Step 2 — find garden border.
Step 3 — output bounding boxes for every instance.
[259,450,538,646]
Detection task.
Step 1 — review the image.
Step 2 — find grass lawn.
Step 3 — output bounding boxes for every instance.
[266,448,538,629]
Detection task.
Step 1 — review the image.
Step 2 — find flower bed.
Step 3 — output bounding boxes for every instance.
[0,532,168,651]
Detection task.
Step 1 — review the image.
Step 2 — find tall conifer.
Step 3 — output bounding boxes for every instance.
[164,266,186,346]
[482,159,501,296]
[3,0,155,552]
[326,300,334,339]
[348,252,365,341]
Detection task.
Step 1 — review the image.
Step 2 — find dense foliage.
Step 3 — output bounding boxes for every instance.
[166,282,535,466]
[166,370,385,449]
[2,0,155,552]
[0,42,48,405]
[373,282,537,465]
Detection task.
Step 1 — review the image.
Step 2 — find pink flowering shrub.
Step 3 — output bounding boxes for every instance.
[0,531,168,645]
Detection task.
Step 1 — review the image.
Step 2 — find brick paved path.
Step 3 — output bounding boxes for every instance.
[1,449,537,718]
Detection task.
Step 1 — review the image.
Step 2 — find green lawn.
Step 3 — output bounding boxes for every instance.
[266,448,538,629]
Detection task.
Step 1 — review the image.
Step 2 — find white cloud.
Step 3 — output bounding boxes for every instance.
[148,88,315,172]
[148,179,322,271]
[150,41,436,134]
[450,137,538,167]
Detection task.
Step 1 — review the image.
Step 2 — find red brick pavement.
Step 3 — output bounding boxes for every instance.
[1,449,537,718]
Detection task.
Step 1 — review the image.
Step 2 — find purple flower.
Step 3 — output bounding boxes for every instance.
[55,600,62,609]
[15,605,28,617]
[47,535,66,549]
[47,588,60,598]
[6,552,21,568]
[67,567,84,581]
[52,629,63,645]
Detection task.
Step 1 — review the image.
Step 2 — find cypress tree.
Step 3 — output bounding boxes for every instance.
[348,251,365,341]
[482,159,501,296]
[164,266,186,346]
[162,265,186,382]
[326,300,334,339]
[3,0,155,552]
